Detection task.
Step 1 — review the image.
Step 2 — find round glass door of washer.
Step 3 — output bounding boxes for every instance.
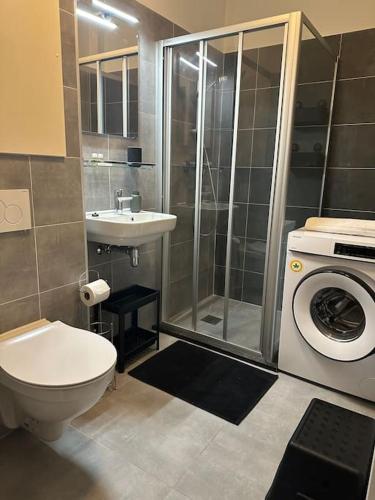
[293,269,375,361]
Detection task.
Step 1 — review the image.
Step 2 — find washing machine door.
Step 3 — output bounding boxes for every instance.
[293,268,375,361]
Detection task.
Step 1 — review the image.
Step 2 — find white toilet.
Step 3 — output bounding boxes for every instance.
[0,320,117,441]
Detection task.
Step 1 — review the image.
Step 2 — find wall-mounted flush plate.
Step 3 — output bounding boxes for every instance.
[0,189,32,233]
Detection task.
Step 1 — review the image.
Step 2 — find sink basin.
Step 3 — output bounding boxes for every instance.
[86,210,177,247]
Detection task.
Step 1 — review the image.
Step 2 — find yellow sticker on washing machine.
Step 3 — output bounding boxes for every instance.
[290,259,303,272]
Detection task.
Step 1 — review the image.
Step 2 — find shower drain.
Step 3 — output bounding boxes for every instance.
[201,315,222,325]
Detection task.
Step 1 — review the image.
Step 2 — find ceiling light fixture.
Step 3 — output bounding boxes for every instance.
[77,8,117,29]
[196,52,218,68]
[180,57,199,71]
[92,0,139,24]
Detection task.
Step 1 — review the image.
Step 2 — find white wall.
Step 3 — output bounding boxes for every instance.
[138,0,375,36]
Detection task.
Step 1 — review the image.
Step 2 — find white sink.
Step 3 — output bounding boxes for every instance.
[86,210,177,247]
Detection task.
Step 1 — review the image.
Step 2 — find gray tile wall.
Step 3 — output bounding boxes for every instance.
[322,27,375,220]
[0,0,87,334]
[82,0,185,327]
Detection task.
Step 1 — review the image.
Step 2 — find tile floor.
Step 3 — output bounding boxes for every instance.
[1,333,374,500]
[172,295,262,351]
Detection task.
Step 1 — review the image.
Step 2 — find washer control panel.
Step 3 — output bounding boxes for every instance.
[0,189,32,233]
[334,243,375,260]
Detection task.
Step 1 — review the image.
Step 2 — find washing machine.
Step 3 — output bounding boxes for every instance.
[278,228,375,402]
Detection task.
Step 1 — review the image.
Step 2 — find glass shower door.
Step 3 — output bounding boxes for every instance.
[225,27,286,352]
[161,12,337,365]
[165,42,200,330]
[195,35,239,341]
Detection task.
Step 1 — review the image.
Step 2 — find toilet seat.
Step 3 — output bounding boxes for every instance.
[0,321,117,388]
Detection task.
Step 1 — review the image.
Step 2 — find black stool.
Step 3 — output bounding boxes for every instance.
[267,398,375,500]
[102,285,160,373]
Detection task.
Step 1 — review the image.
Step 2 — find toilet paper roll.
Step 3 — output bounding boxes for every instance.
[80,279,110,307]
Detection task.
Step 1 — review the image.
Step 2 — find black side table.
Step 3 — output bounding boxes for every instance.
[102,285,160,373]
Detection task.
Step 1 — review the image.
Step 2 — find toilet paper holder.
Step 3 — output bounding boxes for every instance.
[79,270,113,344]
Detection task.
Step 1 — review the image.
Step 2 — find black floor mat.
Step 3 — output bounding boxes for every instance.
[129,341,278,424]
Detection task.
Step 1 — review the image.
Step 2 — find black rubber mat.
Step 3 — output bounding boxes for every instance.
[266,398,375,500]
[129,341,278,424]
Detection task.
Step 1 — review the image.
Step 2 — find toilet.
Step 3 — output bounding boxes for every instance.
[0,320,117,441]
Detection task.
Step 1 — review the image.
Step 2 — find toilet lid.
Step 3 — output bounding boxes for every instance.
[0,321,117,387]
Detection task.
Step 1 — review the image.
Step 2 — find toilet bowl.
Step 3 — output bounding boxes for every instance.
[0,320,117,441]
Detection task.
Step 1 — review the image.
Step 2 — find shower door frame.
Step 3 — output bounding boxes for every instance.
[157,12,336,365]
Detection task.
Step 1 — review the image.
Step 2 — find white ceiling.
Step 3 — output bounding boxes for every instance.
[138,0,375,36]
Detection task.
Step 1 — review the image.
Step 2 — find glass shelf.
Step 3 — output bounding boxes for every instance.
[83,159,155,168]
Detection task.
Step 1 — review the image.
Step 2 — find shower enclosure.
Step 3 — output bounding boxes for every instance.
[158,12,338,365]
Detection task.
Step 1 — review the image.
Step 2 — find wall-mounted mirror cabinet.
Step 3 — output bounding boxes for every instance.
[77,0,139,139]
[79,48,138,138]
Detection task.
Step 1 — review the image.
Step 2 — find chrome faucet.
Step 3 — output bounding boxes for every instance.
[114,189,132,213]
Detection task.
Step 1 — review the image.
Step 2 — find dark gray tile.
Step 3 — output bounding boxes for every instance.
[214,266,243,301]
[246,204,270,240]
[285,206,319,232]
[108,135,129,162]
[36,222,86,291]
[0,155,31,189]
[328,124,375,167]
[235,130,252,167]
[64,87,80,157]
[105,103,123,135]
[295,82,332,126]
[84,166,110,212]
[333,78,375,124]
[60,9,77,89]
[339,28,375,79]
[170,165,196,205]
[242,271,264,306]
[323,168,375,212]
[215,234,227,267]
[218,167,250,203]
[244,239,266,274]
[0,295,40,334]
[321,208,375,220]
[82,133,108,160]
[171,120,197,166]
[218,130,234,167]
[170,205,194,245]
[240,49,258,90]
[234,168,250,203]
[286,168,323,208]
[109,167,137,209]
[251,128,276,167]
[217,203,247,237]
[0,231,38,303]
[238,90,255,129]
[87,240,112,267]
[172,75,197,124]
[291,127,327,167]
[220,91,236,129]
[168,275,192,318]
[222,53,237,92]
[215,235,245,269]
[31,157,83,225]
[170,242,193,283]
[298,35,339,83]
[254,87,279,128]
[40,282,87,329]
[230,236,245,269]
[257,44,283,88]
[249,168,272,204]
